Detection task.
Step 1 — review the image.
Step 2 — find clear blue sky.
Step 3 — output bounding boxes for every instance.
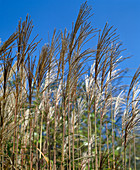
[0,0,140,81]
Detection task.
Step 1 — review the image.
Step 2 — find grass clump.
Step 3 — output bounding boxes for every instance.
[0,2,140,170]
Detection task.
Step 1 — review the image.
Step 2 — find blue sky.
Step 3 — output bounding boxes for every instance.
[0,0,140,81]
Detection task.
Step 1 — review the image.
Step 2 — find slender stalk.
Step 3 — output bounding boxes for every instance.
[45,107,49,170]
[68,95,71,170]
[94,45,99,169]
[129,144,131,170]
[13,82,18,168]
[133,130,136,170]
[94,85,98,170]
[99,109,102,168]
[61,100,66,170]
[77,100,81,170]
[132,92,136,170]
[72,108,75,170]
[72,89,76,170]
[54,103,57,170]
[111,94,115,169]
[106,121,110,168]
[40,108,44,159]
[88,104,91,169]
